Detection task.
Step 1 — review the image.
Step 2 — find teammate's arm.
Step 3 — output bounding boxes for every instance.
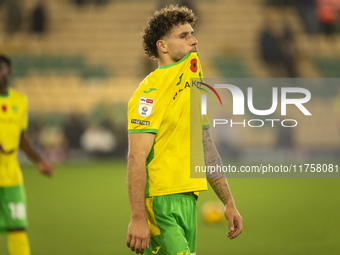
[126,132,154,254]
[19,132,54,177]
[202,129,243,239]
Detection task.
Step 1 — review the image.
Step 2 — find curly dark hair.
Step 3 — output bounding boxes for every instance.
[142,5,197,58]
[0,55,11,68]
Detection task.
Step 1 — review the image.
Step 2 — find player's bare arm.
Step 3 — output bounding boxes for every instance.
[126,133,154,254]
[202,129,243,239]
[19,132,54,177]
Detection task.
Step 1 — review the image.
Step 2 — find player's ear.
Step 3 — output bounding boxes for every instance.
[156,39,168,54]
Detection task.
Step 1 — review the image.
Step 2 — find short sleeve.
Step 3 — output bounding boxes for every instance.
[202,113,210,130]
[127,90,166,134]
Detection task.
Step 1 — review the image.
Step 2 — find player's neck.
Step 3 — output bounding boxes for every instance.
[158,58,175,67]
[157,52,177,67]
[0,85,8,96]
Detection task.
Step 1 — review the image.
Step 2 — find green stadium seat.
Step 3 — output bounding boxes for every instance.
[8,55,111,80]
[214,56,250,78]
[313,57,340,78]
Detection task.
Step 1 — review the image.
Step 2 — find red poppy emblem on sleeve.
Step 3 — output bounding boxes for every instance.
[1,105,7,112]
[190,58,198,73]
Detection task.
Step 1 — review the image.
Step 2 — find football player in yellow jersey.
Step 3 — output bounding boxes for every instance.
[126,6,242,255]
[0,55,54,255]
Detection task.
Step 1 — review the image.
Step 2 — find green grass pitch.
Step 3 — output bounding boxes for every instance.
[1,160,339,254]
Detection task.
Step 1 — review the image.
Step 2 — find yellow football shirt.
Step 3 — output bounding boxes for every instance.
[128,52,209,197]
[0,88,28,187]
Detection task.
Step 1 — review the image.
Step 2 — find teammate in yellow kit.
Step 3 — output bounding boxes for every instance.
[0,55,54,255]
[126,6,242,255]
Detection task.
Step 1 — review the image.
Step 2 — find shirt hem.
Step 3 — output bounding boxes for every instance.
[147,186,208,198]
[0,182,24,188]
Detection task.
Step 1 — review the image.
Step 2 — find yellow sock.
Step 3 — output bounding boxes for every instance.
[8,231,31,255]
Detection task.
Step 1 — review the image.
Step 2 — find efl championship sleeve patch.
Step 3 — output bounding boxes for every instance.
[138,97,154,117]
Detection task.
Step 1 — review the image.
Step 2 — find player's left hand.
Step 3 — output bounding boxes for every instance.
[37,160,54,177]
[224,205,243,239]
[0,144,15,154]
[0,144,5,153]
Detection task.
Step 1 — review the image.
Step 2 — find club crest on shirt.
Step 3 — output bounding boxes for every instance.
[138,97,154,117]
[12,105,18,113]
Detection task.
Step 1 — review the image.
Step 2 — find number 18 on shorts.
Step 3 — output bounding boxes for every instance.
[0,186,28,232]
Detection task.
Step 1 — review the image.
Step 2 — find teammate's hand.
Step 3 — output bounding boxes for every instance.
[126,218,150,254]
[0,144,5,153]
[225,205,243,239]
[0,144,15,154]
[37,160,54,177]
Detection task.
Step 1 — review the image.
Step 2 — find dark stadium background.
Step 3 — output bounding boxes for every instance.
[0,0,339,254]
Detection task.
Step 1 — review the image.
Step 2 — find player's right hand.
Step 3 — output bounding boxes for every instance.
[37,160,54,177]
[225,205,243,239]
[126,218,150,254]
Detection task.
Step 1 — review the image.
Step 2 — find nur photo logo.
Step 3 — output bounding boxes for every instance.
[195,79,312,128]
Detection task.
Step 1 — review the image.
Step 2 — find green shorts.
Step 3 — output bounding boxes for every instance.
[0,185,28,233]
[145,192,197,255]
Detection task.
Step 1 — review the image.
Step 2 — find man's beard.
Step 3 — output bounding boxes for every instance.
[171,52,188,62]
